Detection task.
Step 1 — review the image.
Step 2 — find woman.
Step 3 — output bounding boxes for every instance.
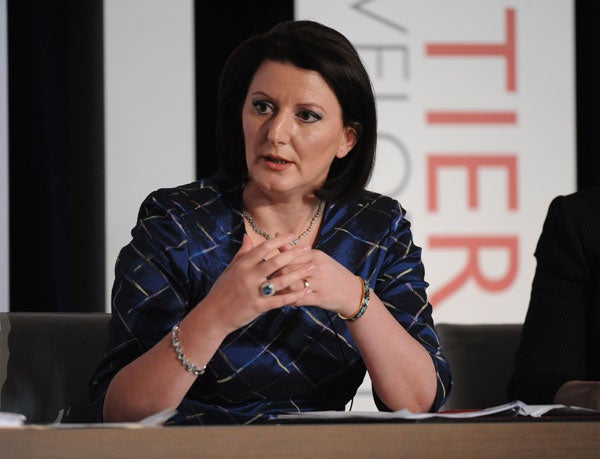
[90,20,452,425]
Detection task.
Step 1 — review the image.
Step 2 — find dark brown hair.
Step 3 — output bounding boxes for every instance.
[216,20,377,202]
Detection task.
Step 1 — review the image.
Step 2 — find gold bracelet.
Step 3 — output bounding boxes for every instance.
[338,277,370,322]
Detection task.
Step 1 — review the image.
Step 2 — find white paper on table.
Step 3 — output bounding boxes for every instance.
[45,407,179,429]
[0,411,27,427]
[274,400,598,422]
[0,407,178,429]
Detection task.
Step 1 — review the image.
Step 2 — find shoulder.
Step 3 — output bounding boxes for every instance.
[353,188,403,216]
[328,189,406,231]
[140,175,242,219]
[547,186,600,227]
[336,189,401,211]
[129,175,243,248]
[552,186,600,205]
[541,187,600,261]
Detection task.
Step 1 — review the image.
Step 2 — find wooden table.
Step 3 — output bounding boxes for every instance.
[1,420,599,459]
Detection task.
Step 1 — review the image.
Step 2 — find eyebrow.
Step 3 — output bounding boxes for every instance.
[249,91,327,113]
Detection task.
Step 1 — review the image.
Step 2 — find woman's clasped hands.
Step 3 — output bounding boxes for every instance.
[203,232,363,333]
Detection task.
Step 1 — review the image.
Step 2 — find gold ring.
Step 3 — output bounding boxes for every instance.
[302,279,310,290]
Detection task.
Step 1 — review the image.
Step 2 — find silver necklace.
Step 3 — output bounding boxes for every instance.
[242,199,325,246]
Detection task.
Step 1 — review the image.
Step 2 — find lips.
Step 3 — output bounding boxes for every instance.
[262,155,292,171]
[264,155,290,164]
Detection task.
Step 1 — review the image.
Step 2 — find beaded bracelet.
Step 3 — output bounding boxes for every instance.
[171,323,206,376]
[338,277,370,322]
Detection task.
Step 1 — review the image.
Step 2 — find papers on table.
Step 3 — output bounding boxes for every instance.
[48,407,179,429]
[3,402,598,428]
[0,411,26,427]
[0,407,177,429]
[273,400,600,422]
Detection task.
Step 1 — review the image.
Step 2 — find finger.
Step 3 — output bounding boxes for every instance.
[262,288,310,309]
[274,232,314,253]
[238,233,254,255]
[281,277,311,293]
[261,265,312,297]
[251,233,296,263]
[233,233,293,266]
[273,232,293,253]
[260,246,310,279]
[269,257,314,281]
[301,277,311,291]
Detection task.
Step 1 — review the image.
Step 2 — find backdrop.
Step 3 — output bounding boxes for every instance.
[0,0,584,412]
[296,0,576,325]
[0,0,6,313]
[296,0,575,410]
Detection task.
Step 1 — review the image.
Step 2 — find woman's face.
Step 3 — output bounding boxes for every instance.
[242,60,356,198]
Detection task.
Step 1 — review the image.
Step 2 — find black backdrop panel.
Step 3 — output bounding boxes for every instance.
[194,1,294,179]
[576,0,600,189]
[8,0,105,312]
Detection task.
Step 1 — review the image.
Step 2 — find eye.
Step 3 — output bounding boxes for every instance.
[252,100,274,115]
[297,110,322,123]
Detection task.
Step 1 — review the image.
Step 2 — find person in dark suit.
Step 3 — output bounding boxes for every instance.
[508,186,600,411]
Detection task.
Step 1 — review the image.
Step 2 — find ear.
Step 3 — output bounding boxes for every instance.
[335,124,359,159]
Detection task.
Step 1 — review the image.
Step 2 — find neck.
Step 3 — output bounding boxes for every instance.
[241,197,324,245]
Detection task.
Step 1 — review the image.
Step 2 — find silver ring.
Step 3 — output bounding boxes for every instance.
[302,278,310,289]
[260,282,276,296]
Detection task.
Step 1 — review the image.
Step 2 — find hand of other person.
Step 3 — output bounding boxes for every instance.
[554,381,600,412]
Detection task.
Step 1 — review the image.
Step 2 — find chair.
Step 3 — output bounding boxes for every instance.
[435,323,522,411]
[0,312,111,423]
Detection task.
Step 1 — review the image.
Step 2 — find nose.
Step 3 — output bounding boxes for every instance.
[267,111,291,146]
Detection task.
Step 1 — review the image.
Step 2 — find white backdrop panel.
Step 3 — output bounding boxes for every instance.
[296,0,575,325]
[104,0,196,312]
[296,0,575,411]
